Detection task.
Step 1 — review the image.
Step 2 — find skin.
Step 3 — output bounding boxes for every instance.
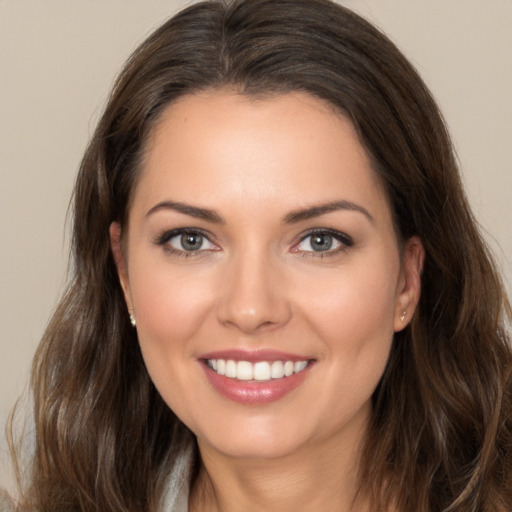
[111,90,424,511]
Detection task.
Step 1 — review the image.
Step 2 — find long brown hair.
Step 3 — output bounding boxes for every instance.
[12,0,511,510]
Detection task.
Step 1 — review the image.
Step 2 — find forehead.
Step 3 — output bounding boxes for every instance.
[132,90,390,222]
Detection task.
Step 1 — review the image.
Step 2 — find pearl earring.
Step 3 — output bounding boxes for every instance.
[400,311,407,322]
[129,314,137,327]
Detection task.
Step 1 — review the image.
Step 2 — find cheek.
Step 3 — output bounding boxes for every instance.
[129,260,215,347]
[306,258,399,338]
[298,252,400,393]
[302,260,399,417]
[127,261,216,418]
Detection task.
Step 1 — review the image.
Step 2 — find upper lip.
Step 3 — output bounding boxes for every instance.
[198,349,313,363]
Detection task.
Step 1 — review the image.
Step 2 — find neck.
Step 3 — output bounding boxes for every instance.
[189,412,371,512]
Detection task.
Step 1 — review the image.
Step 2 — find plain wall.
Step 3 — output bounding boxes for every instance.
[1,0,511,492]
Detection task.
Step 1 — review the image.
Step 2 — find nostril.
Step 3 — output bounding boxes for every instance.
[215,263,292,333]
[217,303,291,334]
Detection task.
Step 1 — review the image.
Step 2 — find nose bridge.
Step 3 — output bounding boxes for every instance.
[217,242,290,333]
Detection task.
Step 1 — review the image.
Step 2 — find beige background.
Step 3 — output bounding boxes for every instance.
[1,0,511,491]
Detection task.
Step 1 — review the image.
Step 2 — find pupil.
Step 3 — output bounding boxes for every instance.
[311,234,333,251]
[181,233,202,251]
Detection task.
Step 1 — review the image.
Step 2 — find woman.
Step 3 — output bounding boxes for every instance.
[8,0,511,510]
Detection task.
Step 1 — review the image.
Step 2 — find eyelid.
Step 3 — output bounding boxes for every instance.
[154,227,352,257]
[154,227,220,252]
[291,228,354,254]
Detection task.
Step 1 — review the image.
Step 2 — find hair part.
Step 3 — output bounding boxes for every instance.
[12,1,511,510]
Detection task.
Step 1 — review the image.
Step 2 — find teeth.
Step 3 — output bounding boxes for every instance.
[206,358,310,381]
[237,361,253,381]
[270,361,284,378]
[254,361,271,381]
[294,361,307,373]
[225,360,237,378]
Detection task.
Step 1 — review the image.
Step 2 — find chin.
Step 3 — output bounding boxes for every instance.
[192,413,311,460]
[202,434,306,461]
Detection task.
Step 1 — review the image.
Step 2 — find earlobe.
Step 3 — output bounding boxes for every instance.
[394,236,425,332]
[109,222,132,308]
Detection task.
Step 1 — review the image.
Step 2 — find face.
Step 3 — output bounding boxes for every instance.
[111,91,423,462]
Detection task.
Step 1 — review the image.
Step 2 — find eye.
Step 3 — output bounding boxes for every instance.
[293,229,353,255]
[156,229,218,254]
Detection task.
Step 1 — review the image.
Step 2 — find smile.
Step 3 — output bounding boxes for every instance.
[206,359,310,381]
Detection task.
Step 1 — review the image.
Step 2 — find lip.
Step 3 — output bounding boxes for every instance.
[198,349,315,405]
[198,349,310,363]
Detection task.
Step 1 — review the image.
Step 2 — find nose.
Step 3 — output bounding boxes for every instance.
[216,249,291,334]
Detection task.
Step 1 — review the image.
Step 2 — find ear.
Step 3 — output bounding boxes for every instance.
[394,236,425,332]
[109,222,132,311]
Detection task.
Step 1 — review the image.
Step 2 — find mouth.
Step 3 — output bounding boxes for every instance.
[199,351,316,404]
[204,358,311,381]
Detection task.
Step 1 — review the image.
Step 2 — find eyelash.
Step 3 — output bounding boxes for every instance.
[292,228,354,258]
[154,227,354,258]
[154,228,218,258]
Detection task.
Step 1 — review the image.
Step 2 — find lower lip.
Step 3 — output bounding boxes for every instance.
[202,362,313,405]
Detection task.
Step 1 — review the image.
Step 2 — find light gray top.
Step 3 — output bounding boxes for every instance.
[160,439,195,512]
[0,441,195,512]
[0,488,15,512]
[0,442,194,512]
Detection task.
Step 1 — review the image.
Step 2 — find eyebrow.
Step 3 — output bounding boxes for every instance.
[145,199,374,225]
[282,200,374,224]
[146,201,224,224]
